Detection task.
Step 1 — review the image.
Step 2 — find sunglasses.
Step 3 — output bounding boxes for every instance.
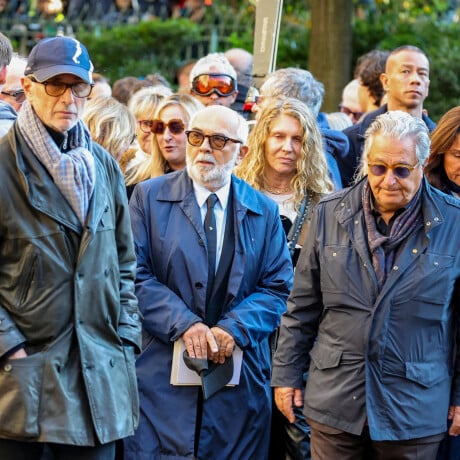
[151,119,185,135]
[1,88,26,103]
[191,74,237,97]
[338,103,363,121]
[368,162,419,179]
[185,130,242,150]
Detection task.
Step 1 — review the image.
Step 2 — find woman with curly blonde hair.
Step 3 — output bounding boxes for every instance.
[236,96,333,262]
[149,94,204,178]
[236,96,334,460]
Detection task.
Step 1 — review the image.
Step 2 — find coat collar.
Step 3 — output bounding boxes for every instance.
[156,169,264,217]
[333,177,444,235]
[11,126,109,235]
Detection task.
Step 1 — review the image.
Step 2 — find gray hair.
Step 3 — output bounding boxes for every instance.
[358,111,430,177]
[0,32,13,68]
[260,67,325,116]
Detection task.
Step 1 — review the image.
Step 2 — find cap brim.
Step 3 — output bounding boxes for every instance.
[31,64,93,84]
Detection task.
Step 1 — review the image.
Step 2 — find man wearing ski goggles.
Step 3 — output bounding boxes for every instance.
[189,53,238,108]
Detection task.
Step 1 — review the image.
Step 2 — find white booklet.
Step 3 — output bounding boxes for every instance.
[170,339,243,386]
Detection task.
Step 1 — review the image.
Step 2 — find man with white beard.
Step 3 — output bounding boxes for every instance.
[124,105,293,460]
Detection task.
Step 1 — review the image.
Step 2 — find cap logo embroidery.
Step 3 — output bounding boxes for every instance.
[71,38,82,65]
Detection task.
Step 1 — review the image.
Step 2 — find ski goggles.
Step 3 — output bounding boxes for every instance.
[191,74,237,97]
[150,119,185,135]
[367,162,419,179]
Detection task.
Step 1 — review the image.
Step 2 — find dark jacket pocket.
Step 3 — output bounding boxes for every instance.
[310,342,342,370]
[0,353,44,437]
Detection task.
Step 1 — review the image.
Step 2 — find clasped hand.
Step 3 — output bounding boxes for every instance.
[182,323,234,364]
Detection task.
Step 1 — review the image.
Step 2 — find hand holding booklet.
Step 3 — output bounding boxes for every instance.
[170,340,243,399]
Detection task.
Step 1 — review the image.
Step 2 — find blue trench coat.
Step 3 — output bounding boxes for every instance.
[124,170,293,460]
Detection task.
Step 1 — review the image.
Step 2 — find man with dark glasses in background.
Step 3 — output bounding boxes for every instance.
[273,110,460,460]
[189,52,239,108]
[0,54,27,115]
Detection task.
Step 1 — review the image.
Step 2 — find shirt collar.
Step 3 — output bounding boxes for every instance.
[193,179,231,210]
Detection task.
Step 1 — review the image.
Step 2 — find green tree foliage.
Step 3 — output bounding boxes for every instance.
[72,0,460,120]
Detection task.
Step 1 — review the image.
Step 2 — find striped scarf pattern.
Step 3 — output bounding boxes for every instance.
[17,101,95,225]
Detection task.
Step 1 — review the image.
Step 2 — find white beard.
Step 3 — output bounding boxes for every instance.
[186,152,237,190]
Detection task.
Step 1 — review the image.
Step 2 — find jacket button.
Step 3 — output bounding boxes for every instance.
[195,282,203,289]
[3,363,12,372]
[132,313,139,321]
[109,359,115,367]
[198,239,205,247]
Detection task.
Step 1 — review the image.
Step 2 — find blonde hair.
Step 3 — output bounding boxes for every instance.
[127,85,172,120]
[124,86,172,186]
[83,96,136,161]
[235,97,333,210]
[149,94,204,177]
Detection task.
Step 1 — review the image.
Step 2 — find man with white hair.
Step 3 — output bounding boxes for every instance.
[189,52,239,107]
[124,105,293,459]
[273,111,460,459]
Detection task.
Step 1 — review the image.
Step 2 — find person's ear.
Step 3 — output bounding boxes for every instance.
[380,73,389,92]
[235,145,248,165]
[0,66,7,85]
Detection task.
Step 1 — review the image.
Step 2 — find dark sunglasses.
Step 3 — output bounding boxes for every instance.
[185,130,242,150]
[191,74,237,97]
[151,119,185,135]
[338,103,363,121]
[1,88,26,103]
[368,162,419,179]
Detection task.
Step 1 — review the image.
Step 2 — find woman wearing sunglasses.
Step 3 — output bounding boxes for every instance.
[235,96,333,459]
[122,86,171,195]
[149,94,203,177]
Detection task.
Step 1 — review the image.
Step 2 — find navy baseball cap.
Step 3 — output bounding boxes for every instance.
[25,36,94,84]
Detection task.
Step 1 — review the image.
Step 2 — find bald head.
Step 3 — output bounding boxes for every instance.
[190,105,249,143]
[224,48,253,88]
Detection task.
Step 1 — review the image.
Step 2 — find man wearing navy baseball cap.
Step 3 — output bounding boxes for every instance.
[0,36,141,460]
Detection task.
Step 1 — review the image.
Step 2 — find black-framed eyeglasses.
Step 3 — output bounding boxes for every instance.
[151,119,185,135]
[1,88,26,103]
[338,103,363,122]
[29,77,94,98]
[368,161,419,179]
[185,130,242,150]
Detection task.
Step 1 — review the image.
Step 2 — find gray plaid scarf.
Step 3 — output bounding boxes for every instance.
[17,101,95,225]
[362,181,422,290]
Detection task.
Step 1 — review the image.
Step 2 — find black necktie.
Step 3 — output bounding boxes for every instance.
[205,193,218,302]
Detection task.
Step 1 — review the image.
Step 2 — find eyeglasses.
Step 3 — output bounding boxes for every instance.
[151,119,185,135]
[338,103,363,122]
[29,77,94,98]
[185,130,242,150]
[138,120,154,134]
[191,74,237,97]
[368,161,419,179]
[1,88,26,103]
